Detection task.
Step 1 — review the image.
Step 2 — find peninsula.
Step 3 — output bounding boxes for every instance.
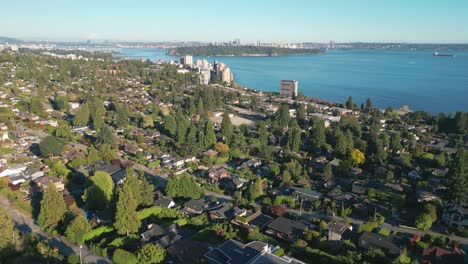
[168,44,325,56]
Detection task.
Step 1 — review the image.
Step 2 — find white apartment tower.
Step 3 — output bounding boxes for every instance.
[280,80,298,98]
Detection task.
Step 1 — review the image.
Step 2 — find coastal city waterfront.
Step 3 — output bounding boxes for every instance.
[115,48,468,114]
[1,1,468,264]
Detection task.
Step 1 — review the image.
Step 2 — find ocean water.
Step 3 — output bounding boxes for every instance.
[115,48,468,114]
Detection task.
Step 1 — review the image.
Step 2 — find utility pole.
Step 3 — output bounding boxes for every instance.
[299,198,304,216]
[79,244,83,264]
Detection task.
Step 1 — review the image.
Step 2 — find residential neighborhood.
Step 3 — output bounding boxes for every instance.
[0,46,466,264]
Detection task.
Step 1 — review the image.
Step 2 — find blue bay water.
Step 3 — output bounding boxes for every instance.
[115,48,468,114]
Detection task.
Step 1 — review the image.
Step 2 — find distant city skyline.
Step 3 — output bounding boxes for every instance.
[1,0,468,43]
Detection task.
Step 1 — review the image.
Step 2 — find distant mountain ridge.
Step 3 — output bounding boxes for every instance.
[169,45,325,57]
[0,36,22,44]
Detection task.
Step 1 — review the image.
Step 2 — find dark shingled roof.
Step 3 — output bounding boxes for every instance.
[267,217,308,237]
[359,232,401,255]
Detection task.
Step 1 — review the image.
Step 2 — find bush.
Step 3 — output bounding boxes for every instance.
[378,228,391,236]
[358,221,378,233]
[137,206,183,221]
[82,225,114,242]
[113,249,138,264]
[90,243,107,257]
[67,254,80,264]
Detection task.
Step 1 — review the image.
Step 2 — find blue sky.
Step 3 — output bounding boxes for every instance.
[1,0,467,43]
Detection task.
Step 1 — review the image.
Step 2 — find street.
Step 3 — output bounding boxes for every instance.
[0,195,111,264]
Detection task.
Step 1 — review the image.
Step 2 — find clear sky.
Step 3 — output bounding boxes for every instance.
[1,0,467,43]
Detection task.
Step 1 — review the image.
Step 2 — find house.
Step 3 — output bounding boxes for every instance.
[421,246,464,264]
[327,221,353,241]
[291,187,323,204]
[154,196,175,208]
[10,175,26,185]
[266,217,308,242]
[140,223,182,248]
[208,203,246,221]
[358,232,401,255]
[32,175,65,192]
[231,211,274,232]
[167,239,208,264]
[0,164,27,177]
[352,181,371,195]
[224,176,247,190]
[417,190,440,203]
[180,199,208,215]
[442,204,468,228]
[23,168,44,180]
[204,239,305,264]
[207,164,230,183]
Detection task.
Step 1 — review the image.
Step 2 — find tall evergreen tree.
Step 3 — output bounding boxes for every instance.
[74,103,90,126]
[276,104,290,127]
[164,115,177,137]
[204,120,216,149]
[114,184,141,235]
[221,112,234,144]
[446,149,468,203]
[309,118,326,149]
[296,103,306,125]
[365,98,373,112]
[390,133,402,153]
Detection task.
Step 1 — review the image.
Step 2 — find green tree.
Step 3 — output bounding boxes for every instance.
[38,184,67,230]
[113,249,138,264]
[89,99,105,131]
[29,97,44,114]
[164,115,177,136]
[390,133,402,153]
[96,124,116,148]
[204,120,216,149]
[39,136,64,158]
[137,244,166,264]
[446,149,467,203]
[87,145,101,164]
[165,173,204,199]
[115,102,130,128]
[0,207,15,249]
[54,94,69,110]
[124,168,154,207]
[100,144,116,163]
[365,98,373,112]
[247,177,263,201]
[276,104,290,127]
[415,213,433,231]
[297,103,306,125]
[322,164,333,182]
[114,184,141,235]
[221,113,234,144]
[73,104,90,126]
[53,125,73,142]
[65,215,92,244]
[309,118,326,149]
[333,129,348,156]
[345,96,355,109]
[83,171,114,210]
[142,115,154,129]
[286,125,301,153]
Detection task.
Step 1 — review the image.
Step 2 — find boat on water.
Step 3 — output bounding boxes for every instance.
[433,52,455,57]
